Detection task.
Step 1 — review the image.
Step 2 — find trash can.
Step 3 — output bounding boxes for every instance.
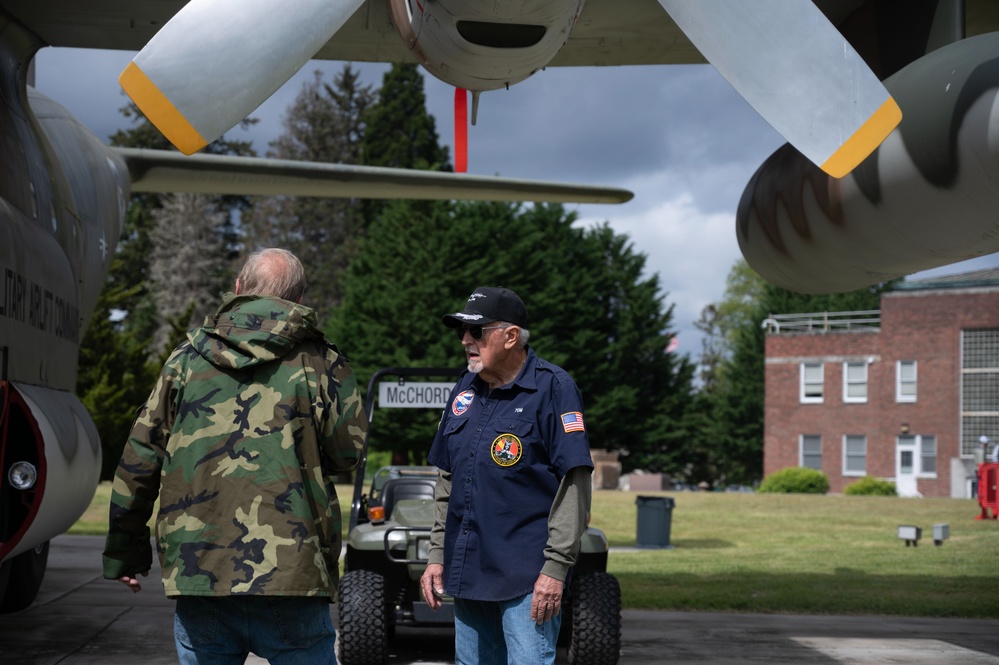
[635,495,675,548]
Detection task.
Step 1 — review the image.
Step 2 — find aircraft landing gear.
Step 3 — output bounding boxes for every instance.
[0,541,49,613]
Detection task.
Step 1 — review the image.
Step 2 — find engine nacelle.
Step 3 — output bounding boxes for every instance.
[737,33,999,293]
[0,382,100,563]
[389,0,586,91]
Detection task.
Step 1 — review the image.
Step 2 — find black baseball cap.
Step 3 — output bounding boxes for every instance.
[442,286,528,328]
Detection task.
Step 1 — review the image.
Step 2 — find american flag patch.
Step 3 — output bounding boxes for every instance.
[561,412,585,433]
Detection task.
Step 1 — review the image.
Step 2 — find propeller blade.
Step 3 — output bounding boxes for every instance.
[659,0,901,178]
[120,0,365,155]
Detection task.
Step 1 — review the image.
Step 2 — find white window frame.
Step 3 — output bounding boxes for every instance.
[800,362,824,403]
[919,435,937,478]
[897,360,917,403]
[843,435,867,476]
[843,361,868,403]
[800,435,822,471]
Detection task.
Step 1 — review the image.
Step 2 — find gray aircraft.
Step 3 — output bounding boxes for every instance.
[114,0,999,291]
[1,0,998,614]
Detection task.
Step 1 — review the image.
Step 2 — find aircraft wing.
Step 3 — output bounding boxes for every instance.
[11,1,999,63]
[115,148,634,204]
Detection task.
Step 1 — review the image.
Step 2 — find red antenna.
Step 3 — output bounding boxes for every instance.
[454,87,468,173]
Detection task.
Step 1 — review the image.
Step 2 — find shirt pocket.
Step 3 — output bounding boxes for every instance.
[442,417,468,468]
[486,417,538,469]
[445,417,468,438]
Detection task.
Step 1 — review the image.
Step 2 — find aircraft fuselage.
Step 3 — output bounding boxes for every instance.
[0,23,127,389]
[0,15,126,607]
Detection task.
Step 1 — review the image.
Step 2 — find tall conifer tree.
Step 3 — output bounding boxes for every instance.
[360,63,451,224]
[244,66,373,316]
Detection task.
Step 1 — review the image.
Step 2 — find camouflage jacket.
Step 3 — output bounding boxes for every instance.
[102,294,367,598]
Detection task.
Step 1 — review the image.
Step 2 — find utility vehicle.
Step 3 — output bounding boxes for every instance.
[337,368,621,665]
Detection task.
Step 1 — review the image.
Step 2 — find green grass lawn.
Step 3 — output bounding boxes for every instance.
[73,484,998,618]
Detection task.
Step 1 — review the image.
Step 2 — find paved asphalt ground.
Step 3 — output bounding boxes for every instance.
[1,535,997,664]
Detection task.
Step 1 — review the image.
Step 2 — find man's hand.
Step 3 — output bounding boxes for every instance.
[117,572,147,593]
[530,573,564,624]
[420,563,445,610]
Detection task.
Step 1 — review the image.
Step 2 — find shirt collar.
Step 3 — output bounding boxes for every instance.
[473,346,539,393]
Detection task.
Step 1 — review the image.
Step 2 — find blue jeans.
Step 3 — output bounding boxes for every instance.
[173,596,336,664]
[454,594,561,665]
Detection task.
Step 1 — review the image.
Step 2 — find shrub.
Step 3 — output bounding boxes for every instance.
[757,467,829,494]
[844,477,897,496]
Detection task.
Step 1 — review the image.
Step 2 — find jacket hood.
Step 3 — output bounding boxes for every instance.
[189,293,326,370]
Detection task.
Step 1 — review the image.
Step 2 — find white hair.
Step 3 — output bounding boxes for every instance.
[496,322,530,348]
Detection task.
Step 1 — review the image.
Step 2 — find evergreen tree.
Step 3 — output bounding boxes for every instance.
[329,200,695,469]
[76,258,157,479]
[328,198,456,464]
[149,193,228,352]
[709,312,767,484]
[362,64,449,171]
[106,101,255,344]
[360,64,451,223]
[245,66,373,315]
[694,304,724,393]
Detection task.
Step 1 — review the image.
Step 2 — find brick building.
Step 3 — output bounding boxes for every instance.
[763,269,999,498]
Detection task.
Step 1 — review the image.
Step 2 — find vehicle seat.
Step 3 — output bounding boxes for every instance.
[379,477,437,519]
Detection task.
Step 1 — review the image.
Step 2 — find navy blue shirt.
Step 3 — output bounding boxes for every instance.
[427,347,594,601]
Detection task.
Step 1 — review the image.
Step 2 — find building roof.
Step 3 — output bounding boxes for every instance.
[896,268,999,291]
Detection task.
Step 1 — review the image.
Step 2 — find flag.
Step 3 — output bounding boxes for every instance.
[561,411,585,433]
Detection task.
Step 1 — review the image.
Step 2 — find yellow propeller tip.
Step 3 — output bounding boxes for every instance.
[119,62,209,156]
[821,97,903,179]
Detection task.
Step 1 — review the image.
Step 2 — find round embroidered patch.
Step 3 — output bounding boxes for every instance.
[491,433,523,467]
[452,390,475,416]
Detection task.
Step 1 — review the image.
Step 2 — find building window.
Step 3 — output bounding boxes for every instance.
[961,329,999,457]
[843,361,868,403]
[920,435,937,476]
[844,435,866,475]
[897,360,917,403]
[801,363,823,403]
[801,435,822,470]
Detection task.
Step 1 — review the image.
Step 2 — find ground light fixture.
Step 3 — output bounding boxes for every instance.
[897,524,921,546]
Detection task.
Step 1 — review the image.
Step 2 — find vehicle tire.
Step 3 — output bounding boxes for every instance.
[566,571,621,665]
[337,570,388,665]
[557,599,573,648]
[0,559,11,608]
[0,541,49,614]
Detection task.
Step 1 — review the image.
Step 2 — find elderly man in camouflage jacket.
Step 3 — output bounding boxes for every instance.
[103,248,367,664]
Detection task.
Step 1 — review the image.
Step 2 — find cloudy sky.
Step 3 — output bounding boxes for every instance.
[32,47,998,358]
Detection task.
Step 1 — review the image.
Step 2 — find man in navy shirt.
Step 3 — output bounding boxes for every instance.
[420,287,594,665]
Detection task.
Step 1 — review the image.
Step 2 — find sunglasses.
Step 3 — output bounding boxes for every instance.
[456,324,506,341]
